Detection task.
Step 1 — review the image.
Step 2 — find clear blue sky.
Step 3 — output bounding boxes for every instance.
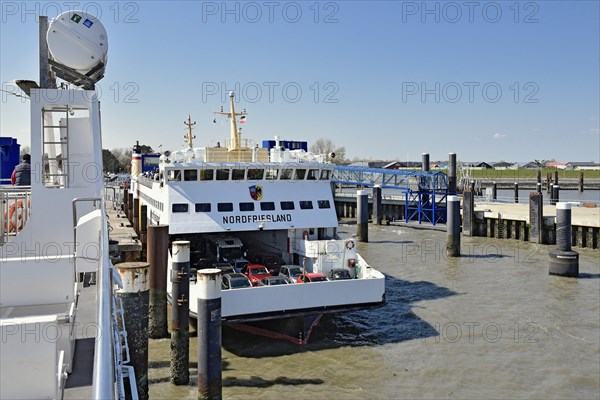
[1,1,599,162]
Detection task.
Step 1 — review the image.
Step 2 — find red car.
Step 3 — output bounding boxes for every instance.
[242,264,272,286]
[297,273,328,283]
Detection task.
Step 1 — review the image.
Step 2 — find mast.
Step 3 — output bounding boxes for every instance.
[213,92,247,150]
[183,114,196,149]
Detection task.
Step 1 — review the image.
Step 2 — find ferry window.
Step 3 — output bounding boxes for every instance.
[195,203,211,212]
[280,201,295,210]
[184,169,198,181]
[280,169,293,180]
[200,169,214,181]
[317,200,331,209]
[232,169,245,180]
[239,202,255,212]
[320,170,331,180]
[168,169,182,181]
[295,169,306,180]
[265,168,278,180]
[260,202,275,211]
[217,203,234,212]
[216,169,230,180]
[172,203,188,213]
[247,168,264,180]
[307,169,319,180]
[300,201,313,209]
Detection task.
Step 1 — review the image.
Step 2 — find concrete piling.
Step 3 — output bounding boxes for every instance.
[529,192,543,244]
[197,269,223,400]
[372,185,382,225]
[448,153,457,193]
[549,203,579,277]
[514,182,519,204]
[422,153,430,172]
[357,190,369,242]
[552,185,560,205]
[148,225,169,339]
[116,262,150,400]
[171,241,190,385]
[446,195,461,257]
[462,190,475,237]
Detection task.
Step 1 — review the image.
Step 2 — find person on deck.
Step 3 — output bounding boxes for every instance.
[11,154,31,186]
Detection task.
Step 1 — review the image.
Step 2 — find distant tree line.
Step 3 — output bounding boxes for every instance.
[102,145,154,173]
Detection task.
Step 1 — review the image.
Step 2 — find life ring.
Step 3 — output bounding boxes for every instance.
[345,239,355,250]
[3,200,25,233]
[303,231,309,240]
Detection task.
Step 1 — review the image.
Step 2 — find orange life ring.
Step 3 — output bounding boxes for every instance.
[3,200,25,233]
[345,239,355,250]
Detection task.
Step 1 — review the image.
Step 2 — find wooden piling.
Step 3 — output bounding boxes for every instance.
[148,225,169,339]
[170,241,190,385]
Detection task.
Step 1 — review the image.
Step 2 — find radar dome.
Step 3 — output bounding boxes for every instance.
[47,10,108,75]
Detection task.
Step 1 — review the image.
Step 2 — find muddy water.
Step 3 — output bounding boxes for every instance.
[149,224,600,399]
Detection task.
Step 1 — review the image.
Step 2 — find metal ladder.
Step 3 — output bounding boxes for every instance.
[42,107,70,188]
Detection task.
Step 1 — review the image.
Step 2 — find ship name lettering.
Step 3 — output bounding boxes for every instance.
[222,214,292,224]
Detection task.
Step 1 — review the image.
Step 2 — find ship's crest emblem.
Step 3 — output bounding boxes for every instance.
[249,185,263,201]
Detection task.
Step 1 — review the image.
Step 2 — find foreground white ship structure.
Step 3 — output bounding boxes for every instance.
[133,92,386,343]
[1,11,134,399]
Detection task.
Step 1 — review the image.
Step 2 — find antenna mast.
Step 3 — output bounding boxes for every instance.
[184,114,196,149]
[212,92,247,150]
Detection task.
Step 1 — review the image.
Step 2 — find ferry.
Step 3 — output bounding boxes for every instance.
[133,92,386,344]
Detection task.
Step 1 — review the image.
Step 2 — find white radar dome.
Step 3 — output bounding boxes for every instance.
[47,10,108,74]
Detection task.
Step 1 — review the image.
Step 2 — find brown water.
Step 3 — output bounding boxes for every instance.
[149,224,600,399]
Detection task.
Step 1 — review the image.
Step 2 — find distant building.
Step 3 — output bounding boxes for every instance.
[492,161,517,170]
[382,161,422,170]
[522,161,542,170]
[565,162,600,171]
[546,162,568,170]
[463,162,493,170]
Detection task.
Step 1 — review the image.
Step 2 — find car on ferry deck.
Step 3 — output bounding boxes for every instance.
[279,265,303,284]
[297,273,328,283]
[259,276,290,286]
[222,273,252,290]
[241,264,272,286]
[328,268,353,280]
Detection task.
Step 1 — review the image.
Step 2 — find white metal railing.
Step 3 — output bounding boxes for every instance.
[0,185,32,245]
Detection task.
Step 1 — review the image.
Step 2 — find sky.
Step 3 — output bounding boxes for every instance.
[1,0,599,163]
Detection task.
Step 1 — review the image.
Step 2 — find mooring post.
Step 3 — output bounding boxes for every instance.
[171,240,190,385]
[550,184,555,205]
[116,262,150,400]
[549,203,579,277]
[514,182,519,204]
[197,269,223,400]
[492,181,497,201]
[529,192,543,244]
[579,172,584,192]
[470,180,475,193]
[128,192,134,222]
[372,185,382,226]
[462,190,475,237]
[357,190,368,242]
[536,182,542,193]
[148,225,169,339]
[552,185,560,205]
[422,153,430,172]
[140,205,148,260]
[554,170,559,187]
[448,153,457,194]
[133,197,140,236]
[446,195,461,257]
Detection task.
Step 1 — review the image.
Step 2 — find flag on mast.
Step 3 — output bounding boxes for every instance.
[212,118,216,124]
[240,116,246,124]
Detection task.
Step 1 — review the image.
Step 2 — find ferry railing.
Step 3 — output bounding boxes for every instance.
[72,197,136,399]
[0,185,31,245]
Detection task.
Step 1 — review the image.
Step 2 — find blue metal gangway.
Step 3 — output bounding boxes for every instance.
[331,165,450,225]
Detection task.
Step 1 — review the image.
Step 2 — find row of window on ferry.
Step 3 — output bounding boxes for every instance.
[172,199,332,213]
[166,167,332,182]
